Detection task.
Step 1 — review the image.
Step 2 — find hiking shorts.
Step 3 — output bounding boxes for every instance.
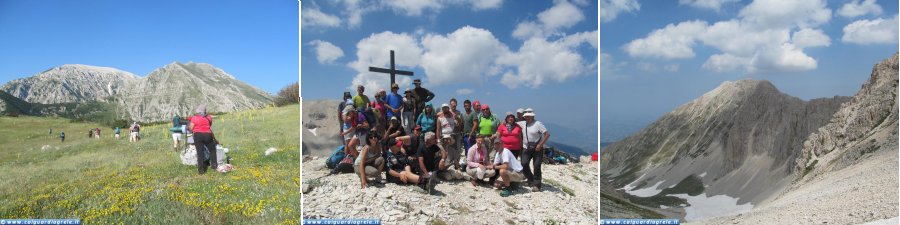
[500,169,525,182]
[172,133,182,141]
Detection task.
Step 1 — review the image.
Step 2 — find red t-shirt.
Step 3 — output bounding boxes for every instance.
[190,115,213,133]
[497,123,523,151]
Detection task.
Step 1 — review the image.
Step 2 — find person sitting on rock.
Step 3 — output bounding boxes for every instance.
[466,135,496,187]
[416,131,447,193]
[489,140,525,197]
[356,133,384,189]
[385,139,437,191]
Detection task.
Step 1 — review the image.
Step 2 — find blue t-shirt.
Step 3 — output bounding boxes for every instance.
[385,92,403,118]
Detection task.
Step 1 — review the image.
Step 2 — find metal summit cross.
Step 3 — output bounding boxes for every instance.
[368,50,414,86]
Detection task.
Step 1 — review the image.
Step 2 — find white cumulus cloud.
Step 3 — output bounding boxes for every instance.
[842,15,900,44]
[497,31,597,89]
[838,0,883,18]
[456,88,474,95]
[513,0,585,40]
[421,26,509,86]
[301,8,341,28]
[600,0,640,23]
[738,0,831,29]
[623,20,709,59]
[385,0,443,16]
[678,0,740,12]
[309,40,345,64]
[347,31,423,95]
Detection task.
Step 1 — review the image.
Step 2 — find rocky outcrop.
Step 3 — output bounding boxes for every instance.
[1,64,138,104]
[601,79,847,207]
[302,157,598,224]
[115,62,273,122]
[795,53,899,180]
[301,99,344,157]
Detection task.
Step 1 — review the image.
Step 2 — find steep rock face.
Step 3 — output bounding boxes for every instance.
[601,79,848,206]
[116,62,273,122]
[795,53,899,182]
[1,64,138,104]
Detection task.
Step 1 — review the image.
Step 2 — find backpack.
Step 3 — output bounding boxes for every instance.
[326,146,346,169]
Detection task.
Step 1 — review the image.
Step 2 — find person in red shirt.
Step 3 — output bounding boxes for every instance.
[188,105,217,175]
[495,114,523,159]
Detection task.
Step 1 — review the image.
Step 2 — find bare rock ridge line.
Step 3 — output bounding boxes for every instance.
[694,54,899,224]
[600,53,899,223]
[0,62,273,122]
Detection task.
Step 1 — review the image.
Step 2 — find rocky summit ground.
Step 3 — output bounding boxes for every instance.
[301,156,599,225]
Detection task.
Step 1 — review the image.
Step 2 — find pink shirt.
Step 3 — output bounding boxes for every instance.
[466,144,489,168]
[190,115,213,133]
[497,123,523,151]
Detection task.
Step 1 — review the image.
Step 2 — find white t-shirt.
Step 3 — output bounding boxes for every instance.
[517,121,548,149]
[438,114,456,135]
[493,148,523,172]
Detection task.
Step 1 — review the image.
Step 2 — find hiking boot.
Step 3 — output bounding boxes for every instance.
[499,187,512,197]
[426,173,438,194]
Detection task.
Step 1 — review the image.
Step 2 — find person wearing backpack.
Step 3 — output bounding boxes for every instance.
[517,109,550,191]
[114,127,121,140]
[189,105,218,175]
[356,133,385,189]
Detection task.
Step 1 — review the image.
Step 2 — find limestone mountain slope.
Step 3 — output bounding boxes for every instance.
[116,62,273,122]
[600,79,848,221]
[1,64,138,104]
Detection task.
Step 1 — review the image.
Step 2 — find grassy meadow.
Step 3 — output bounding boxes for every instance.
[0,105,300,224]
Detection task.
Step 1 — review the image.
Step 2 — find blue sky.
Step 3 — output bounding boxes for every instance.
[0,0,298,94]
[600,0,899,141]
[301,0,599,132]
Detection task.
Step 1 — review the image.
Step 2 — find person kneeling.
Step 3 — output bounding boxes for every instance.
[466,135,496,187]
[416,131,446,194]
[385,139,437,191]
[489,140,525,197]
[356,134,384,189]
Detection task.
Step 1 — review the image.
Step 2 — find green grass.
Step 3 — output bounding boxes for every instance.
[0,105,300,224]
[545,179,575,197]
[600,192,666,219]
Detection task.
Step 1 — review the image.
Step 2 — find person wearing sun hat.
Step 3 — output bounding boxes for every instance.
[517,109,550,191]
[436,102,460,171]
[411,79,434,120]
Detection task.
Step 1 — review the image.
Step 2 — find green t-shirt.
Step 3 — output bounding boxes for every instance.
[478,115,495,136]
[353,95,370,110]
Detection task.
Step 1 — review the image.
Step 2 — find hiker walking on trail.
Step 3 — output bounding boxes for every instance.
[416,103,436,134]
[517,109,550,191]
[129,122,141,142]
[356,133,384,189]
[114,127,121,140]
[60,131,65,142]
[172,115,184,150]
[411,79,434,120]
[496,114,523,159]
[189,105,218,175]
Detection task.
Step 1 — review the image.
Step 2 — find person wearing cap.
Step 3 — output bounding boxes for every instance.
[385,139,437,190]
[436,102,460,171]
[189,104,218,175]
[411,79,435,120]
[401,89,418,134]
[385,83,404,120]
[416,131,447,193]
[516,108,525,122]
[490,140,525,197]
[495,113,524,159]
[471,104,500,149]
[340,105,357,147]
[466,135,496,187]
[416,102,436,134]
[339,91,353,143]
[517,109,550,191]
[352,85,370,111]
[384,116,406,142]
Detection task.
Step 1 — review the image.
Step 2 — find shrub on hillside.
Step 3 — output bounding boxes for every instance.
[274,82,299,106]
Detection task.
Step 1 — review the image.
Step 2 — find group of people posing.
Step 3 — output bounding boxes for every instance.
[336,79,551,197]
